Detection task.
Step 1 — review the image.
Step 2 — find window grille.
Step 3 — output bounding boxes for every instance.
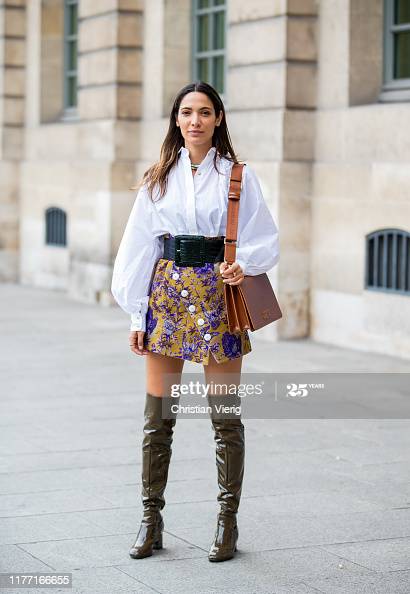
[45,207,67,247]
[366,228,410,294]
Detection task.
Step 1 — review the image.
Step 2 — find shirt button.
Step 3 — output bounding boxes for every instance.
[197,318,204,326]
[172,273,180,280]
[188,305,196,313]
[181,289,188,297]
[204,333,211,341]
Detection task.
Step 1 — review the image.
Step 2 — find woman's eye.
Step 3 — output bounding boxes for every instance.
[181,111,211,116]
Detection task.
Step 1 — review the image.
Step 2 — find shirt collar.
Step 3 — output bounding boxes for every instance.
[178,145,217,162]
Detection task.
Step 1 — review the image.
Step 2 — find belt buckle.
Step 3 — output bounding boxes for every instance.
[175,235,205,266]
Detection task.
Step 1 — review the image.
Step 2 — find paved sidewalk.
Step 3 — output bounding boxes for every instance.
[1,283,410,594]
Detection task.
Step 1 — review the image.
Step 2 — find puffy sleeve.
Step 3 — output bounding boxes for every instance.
[111,185,163,332]
[234,165,279,276]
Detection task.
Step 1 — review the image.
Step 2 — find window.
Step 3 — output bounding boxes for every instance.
[381,0,410,101]
[45,208,67,247]
[63,0,78,110]
[192,0,226,95]
[366,229,410,294]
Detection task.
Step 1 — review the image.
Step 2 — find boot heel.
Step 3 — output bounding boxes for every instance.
[153,533,163,549]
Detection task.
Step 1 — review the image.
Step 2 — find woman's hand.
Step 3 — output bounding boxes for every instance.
[129,331,149,355]
[219,261,245,285]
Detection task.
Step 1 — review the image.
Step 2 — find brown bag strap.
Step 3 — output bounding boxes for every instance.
[224,163,245,265]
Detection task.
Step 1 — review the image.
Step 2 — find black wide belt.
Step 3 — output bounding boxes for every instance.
[163,234,225,267]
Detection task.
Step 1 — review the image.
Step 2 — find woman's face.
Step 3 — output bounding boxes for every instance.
[176,92,223,150]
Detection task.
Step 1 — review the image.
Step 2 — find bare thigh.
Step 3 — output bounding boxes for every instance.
[146,352,185,398]
[203,354,243,395]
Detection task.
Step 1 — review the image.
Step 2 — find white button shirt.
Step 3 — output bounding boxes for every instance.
[111,146,279,332]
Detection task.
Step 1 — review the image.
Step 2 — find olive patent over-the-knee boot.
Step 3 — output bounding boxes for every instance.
[129,393,177,559]
[207,394,245,562]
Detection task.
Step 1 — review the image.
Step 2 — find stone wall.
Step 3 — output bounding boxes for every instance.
[19,0,143,306]
[312,0,410,359]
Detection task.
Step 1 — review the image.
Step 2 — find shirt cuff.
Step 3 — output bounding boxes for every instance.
[235,257,247,276]
[130,316,146,332]
[130,300,149,332]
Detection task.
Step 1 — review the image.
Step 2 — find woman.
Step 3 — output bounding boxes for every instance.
[111,81,279,562]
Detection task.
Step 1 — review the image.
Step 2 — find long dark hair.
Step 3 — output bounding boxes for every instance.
[131,81,239,201]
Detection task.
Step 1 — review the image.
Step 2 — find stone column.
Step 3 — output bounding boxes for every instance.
[0,0,26,281]
[78,0,143,121]
[281,0,317,339]
[77,1,144,304]
[227,0,318,340]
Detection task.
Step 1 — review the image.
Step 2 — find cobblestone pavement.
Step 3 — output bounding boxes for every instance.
[1,283,409,594]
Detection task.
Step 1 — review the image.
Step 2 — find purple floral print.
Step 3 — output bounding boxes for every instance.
[144,258,251,364]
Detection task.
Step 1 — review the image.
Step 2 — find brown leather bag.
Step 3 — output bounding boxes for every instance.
[223,163,282,333]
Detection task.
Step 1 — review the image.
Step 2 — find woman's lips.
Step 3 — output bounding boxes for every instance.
[189,131,203,135]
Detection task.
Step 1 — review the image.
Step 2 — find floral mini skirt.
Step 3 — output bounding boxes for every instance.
[143,257,252,365]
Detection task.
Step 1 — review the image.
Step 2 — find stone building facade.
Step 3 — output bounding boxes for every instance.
[0,0,409,359]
